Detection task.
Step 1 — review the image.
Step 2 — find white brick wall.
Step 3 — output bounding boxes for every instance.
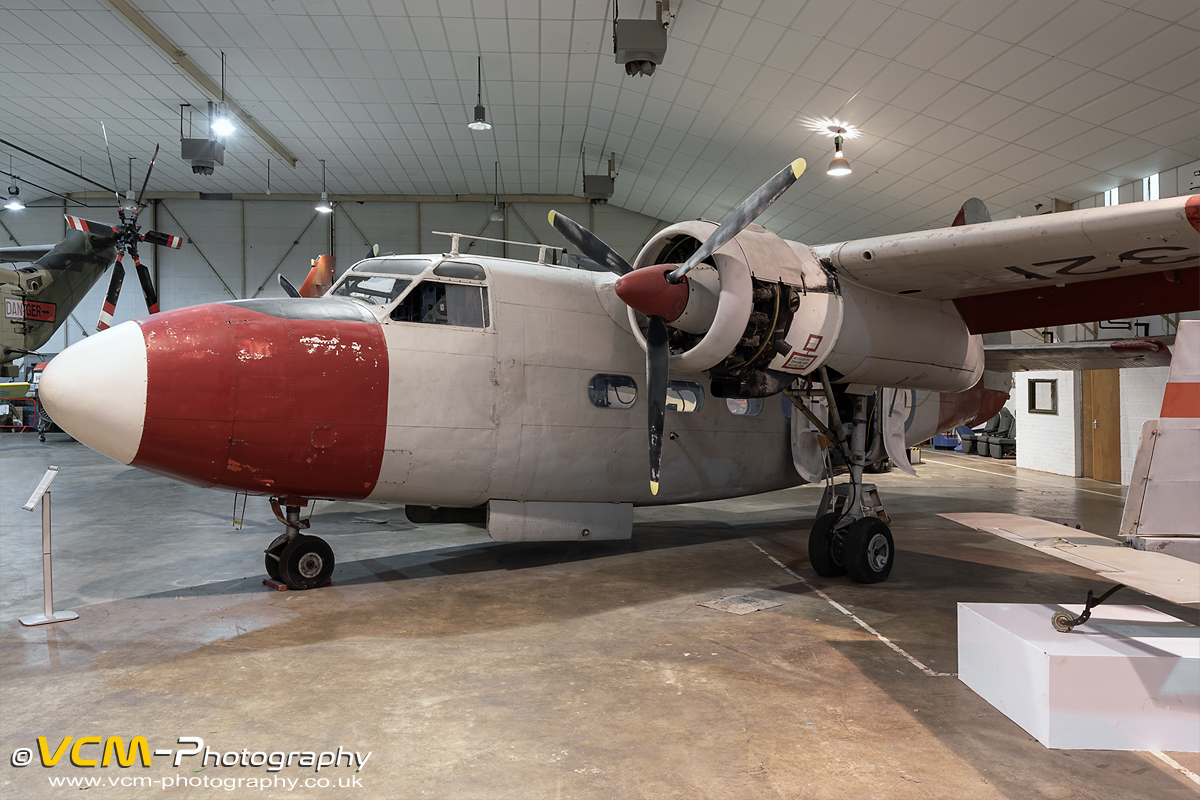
[1120,365,1169,485]
[1016,370,1080,477]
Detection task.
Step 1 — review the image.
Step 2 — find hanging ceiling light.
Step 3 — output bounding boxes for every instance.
[469,56,492,131]
[315,159,333,213]
[5,185,24,211]
[489,161,504,223]
[4,156,24,210]
[210,52,236,138]
[827,128,851,176]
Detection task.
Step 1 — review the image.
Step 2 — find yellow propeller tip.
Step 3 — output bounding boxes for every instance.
[790,158,807,178]
[547,210,556,225]
[650,481,659,496]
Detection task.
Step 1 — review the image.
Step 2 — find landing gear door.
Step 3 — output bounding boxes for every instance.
[791,395,829,483]
[882,387,917,476]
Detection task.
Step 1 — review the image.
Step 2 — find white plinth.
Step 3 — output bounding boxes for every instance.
[958,603,1199,751]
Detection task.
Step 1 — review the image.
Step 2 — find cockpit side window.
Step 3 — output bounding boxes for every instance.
[331,275,411,305]
[389,281,490,328]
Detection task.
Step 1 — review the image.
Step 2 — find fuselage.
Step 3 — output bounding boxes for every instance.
[39,253,1005,507]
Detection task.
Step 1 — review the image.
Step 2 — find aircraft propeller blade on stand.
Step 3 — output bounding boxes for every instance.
[548,158,807,493]
[90,135,181,330]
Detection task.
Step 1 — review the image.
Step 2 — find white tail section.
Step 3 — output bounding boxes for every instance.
[1120,320,1199,545]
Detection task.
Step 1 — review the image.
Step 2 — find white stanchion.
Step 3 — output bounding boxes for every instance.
[19,466,78,627]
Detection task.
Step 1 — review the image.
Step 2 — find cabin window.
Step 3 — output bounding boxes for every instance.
[352,258,430,275]
[390,281,489,328]
[726,397,763,416]
[666,381,705,413]
[331,275,411,305]
[588,374,637,409]
[433,262,486,281]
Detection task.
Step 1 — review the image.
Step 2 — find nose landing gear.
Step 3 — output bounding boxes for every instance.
[265,498,335,590]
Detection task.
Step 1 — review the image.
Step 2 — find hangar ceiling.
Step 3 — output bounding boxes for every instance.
[0,0,1196,245]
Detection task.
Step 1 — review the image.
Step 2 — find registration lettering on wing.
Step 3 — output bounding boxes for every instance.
[4,297,56,323]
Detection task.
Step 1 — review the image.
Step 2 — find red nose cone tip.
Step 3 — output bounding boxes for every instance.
[615,264,689,322]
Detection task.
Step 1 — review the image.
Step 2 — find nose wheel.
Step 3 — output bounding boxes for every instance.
[265,498,335,590]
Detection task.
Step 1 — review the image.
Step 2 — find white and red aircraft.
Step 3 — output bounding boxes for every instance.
[38,160,1200,590]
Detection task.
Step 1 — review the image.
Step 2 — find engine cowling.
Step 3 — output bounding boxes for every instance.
[628,223,985,395]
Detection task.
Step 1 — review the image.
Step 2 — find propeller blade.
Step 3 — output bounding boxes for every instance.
[97,256,125,331]
[278,273,302,298]
[131,254,159,314]
[646,314,670,496]
[100,121,126,224]
[66,216,120,239]
[667,157,806,283]
[140,229,183,249]
[132,143,160,216]
[548,210,633,276]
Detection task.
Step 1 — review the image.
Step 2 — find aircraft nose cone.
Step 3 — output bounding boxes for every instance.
[39,320,147,464]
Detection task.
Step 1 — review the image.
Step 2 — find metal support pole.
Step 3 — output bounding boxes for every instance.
[19,467,78,626]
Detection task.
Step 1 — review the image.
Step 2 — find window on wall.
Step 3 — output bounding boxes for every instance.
[1104,187,1120,207]
[1028,379,1058,415]
[1142,174,1160,202]
[390,281,489,328]
[666,381,705,413]
[726,397,764,416]
[588,374,637,409]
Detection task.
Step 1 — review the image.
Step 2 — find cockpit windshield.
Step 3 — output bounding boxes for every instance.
[330,275,411,305]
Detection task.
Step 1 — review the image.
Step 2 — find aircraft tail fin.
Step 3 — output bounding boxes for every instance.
[951,198,991,227]
[1120,320,1200,549]
[298,254,336,297]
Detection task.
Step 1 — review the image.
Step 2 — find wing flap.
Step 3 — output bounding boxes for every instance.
[984,338,1172,372]
[942,512,1199,607]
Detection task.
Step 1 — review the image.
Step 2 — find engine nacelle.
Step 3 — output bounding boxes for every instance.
[629,222,985,394]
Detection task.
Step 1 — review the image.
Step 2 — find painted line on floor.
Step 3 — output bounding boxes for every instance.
[1150,751,1200,786]
[748,540,956,678]
[921,457,1125,499]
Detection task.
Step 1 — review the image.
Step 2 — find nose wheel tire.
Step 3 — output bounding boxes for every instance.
[277,535,335,590]
[844,517,894,584]
[264,538,287,582]
[808,513,848,577]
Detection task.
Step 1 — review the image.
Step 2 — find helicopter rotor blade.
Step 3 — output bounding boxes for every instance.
[132,143,160,216]
[97,255,125,331]
[100,121,125,224]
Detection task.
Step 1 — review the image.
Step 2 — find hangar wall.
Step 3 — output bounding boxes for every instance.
[2,198,662,354]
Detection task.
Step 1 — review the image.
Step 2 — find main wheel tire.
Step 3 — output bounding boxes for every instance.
[844,517,894,584]
[807,513,847,577]
[278,535,335,590]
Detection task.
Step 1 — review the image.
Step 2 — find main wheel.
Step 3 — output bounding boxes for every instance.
[844,517,894,584]
[807,513,847,577]
[278,535,335,590]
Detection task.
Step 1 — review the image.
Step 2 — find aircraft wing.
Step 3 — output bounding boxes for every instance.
[0,245,54,264]
[942,512,1199,607]
[983,338,1171,372]
[812,194,1199,334]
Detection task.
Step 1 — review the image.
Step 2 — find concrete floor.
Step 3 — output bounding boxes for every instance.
[1,432,1197,799]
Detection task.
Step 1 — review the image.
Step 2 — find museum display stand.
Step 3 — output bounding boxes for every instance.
[958,602,1198,751]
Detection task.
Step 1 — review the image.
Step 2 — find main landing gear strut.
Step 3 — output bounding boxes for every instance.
[804,376,895,584]
[264,497,335,590]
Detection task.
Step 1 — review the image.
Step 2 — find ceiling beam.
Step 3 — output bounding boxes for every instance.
[65,192,590,204]
[102,0,298,168]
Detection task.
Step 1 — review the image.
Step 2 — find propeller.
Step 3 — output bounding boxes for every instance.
[92,134,182,330]
[548,210,633,275]
[547,159,807,495]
